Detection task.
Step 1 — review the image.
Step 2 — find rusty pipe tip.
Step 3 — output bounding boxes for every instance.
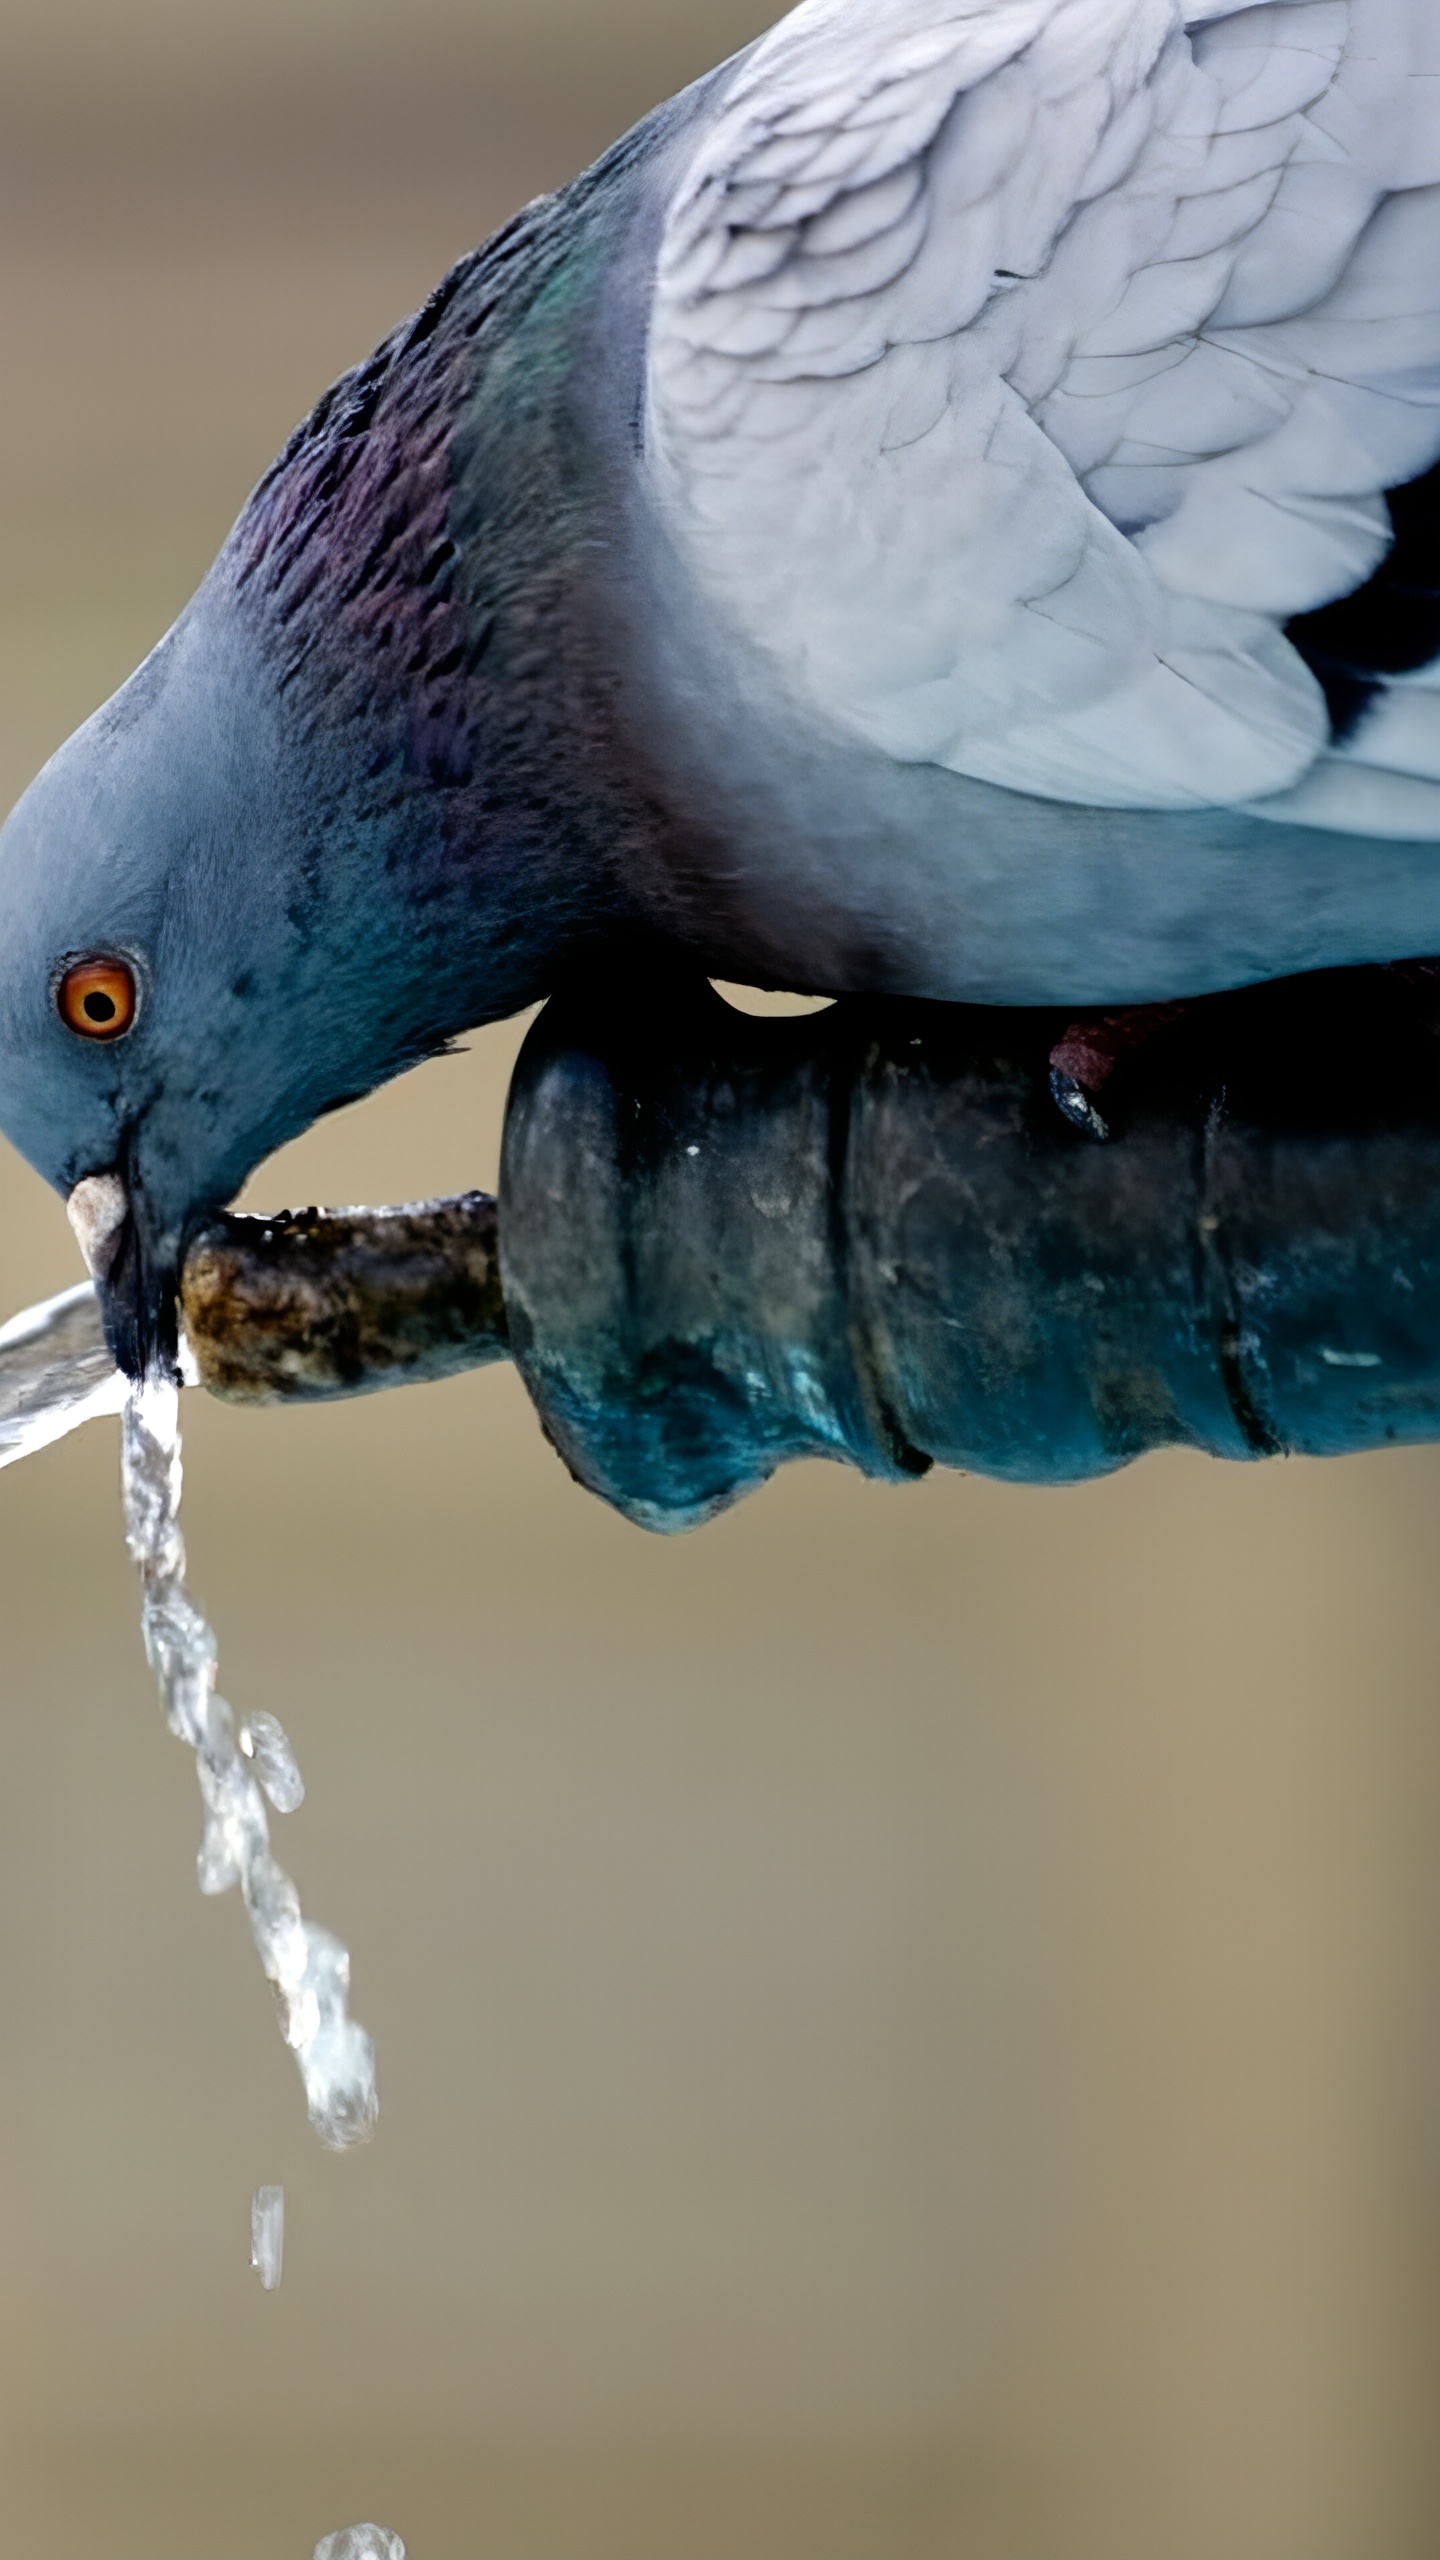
[180,1192,507,1404]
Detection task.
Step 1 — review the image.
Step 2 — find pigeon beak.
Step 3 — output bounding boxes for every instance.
[67,1171,180,1383]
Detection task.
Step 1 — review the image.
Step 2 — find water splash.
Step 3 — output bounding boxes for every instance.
[251,2184,285,2290]
[121,1378,378,2148]
[314,2528,406,2559]
[0,1281,124,1469]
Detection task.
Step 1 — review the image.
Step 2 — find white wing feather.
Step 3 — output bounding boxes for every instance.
[646,0,1440,821]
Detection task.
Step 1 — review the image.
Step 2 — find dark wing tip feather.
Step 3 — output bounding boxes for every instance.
[1288,457,1440,740]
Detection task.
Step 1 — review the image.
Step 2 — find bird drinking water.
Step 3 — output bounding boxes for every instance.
[0,0,1437,1375]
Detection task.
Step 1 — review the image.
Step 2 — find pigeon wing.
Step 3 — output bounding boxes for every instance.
[645,0,1440,823]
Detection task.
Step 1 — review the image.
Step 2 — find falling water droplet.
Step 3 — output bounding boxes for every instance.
[313,2528,407,2560]
[251,2185,284,2290]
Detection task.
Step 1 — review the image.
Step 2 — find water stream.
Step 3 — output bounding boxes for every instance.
[4,1278,378,2143]
[6,1278,396,2557]
[120,1376,378,2147]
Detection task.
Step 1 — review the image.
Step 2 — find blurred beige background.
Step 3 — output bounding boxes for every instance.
[7,6,1440,2556]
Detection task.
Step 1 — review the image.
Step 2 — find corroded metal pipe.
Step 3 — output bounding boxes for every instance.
[0,1194,507,1467]
[496,970,1440,1527]
[180,1193,507,1402]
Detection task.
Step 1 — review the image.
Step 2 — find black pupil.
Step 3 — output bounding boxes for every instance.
[83,990,117,1023]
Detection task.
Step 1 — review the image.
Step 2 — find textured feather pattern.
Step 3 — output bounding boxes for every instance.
[646,0,1440,827]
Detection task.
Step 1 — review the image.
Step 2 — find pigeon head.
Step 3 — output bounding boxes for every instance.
[0,206,647,1379]
[0,587,473,1379]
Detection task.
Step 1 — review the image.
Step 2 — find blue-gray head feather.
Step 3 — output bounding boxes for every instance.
[0,118,682,1376]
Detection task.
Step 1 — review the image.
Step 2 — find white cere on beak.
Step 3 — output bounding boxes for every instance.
[67,1172,129,1280]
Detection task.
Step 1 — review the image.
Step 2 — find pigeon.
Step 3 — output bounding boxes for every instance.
[1,0,1438,1372]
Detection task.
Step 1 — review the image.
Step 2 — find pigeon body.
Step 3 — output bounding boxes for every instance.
[1,0,1438,1368]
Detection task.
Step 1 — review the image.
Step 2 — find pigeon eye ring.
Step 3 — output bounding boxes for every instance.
[55,953,140,1042]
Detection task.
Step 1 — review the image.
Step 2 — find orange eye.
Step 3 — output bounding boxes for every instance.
[57,956,138,1041]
